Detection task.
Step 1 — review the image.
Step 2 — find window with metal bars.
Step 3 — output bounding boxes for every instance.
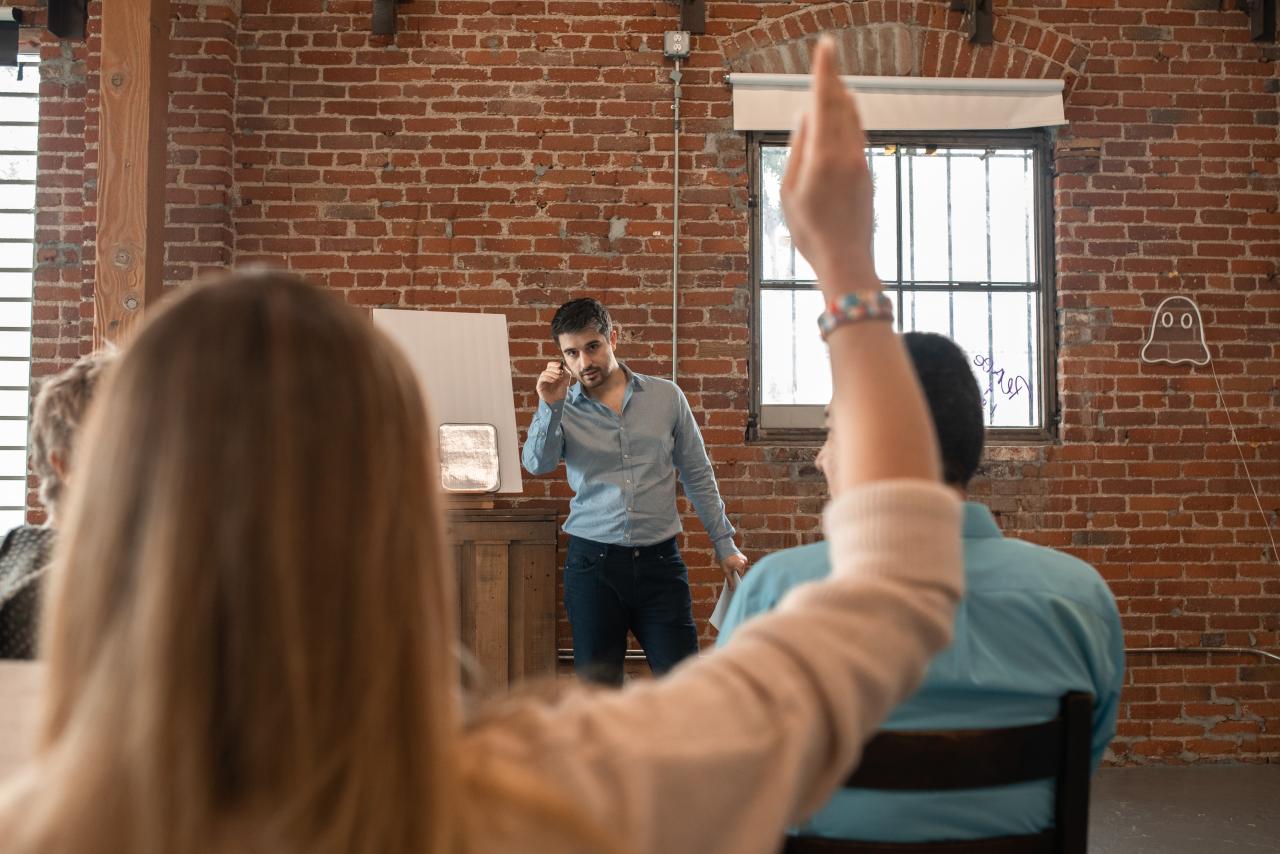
[0,56,39,529]
[749,130,1057,442]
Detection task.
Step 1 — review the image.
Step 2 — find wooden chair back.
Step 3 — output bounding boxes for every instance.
[784,692,1094,854]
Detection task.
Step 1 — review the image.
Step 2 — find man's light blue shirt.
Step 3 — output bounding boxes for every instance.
[716,502,1125,842]
[521,366,739,561]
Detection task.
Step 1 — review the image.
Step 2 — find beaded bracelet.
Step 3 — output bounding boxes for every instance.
[817,291,895,341]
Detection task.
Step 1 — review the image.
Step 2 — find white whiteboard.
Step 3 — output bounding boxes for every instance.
[372,308,523,494]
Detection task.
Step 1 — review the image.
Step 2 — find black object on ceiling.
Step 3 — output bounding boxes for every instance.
[0,8,19,68]
[680,0,705,35]
[372,0,411,36]
[1248,0,1276,42]
[48,0,87,40]
[964,0,993,45]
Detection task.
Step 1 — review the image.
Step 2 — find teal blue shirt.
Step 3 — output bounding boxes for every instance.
[716,502,1125,843]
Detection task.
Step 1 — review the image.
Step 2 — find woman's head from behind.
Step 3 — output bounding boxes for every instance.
[29,271,459,853]
[29,350,116,525]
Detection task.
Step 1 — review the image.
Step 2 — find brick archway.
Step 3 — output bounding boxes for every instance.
[724,1,1089,85]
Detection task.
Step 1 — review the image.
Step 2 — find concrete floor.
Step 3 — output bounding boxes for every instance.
[1090,765,1280,854]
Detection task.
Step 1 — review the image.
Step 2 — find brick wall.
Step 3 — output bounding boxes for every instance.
[167,0,240,285]
[22,0,1280,763]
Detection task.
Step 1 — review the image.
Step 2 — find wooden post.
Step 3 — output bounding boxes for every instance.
[95,0,169,346]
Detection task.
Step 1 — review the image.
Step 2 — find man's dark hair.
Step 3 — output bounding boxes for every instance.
[551,298,611,341]
[902,332,985,487]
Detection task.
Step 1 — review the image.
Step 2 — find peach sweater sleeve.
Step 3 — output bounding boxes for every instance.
[466,480,963,854]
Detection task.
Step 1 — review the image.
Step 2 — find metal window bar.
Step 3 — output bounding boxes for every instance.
[789,291,798,403]
[907,152,916,330]
[1023,153,1035,424]
[892,147,905,326]
[946,149,955,338]
[985,149,996,423]
[760,279,1038,292]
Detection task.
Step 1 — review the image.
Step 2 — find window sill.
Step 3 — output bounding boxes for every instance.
[746,425,1057,447]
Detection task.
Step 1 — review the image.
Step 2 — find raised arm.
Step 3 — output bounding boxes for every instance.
[780,44,939,491]
[521,360,571,475]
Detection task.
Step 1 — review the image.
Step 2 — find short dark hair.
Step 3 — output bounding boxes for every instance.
[902,332,985,487]
[551,298,611,341]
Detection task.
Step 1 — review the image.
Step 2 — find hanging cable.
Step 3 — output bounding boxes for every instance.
[669,57,682,383]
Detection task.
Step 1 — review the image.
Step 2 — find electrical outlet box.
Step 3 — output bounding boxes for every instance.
[663,30,691,59]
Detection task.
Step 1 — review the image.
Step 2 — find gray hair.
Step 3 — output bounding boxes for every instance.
[30,350,116,521]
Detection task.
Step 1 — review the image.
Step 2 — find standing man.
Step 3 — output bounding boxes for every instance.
[717,332,1124,844]
[523,298,748,685]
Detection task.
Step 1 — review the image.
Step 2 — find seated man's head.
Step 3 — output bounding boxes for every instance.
[29,350,116,525]
[816,332,984,493]
[550,298,619,390]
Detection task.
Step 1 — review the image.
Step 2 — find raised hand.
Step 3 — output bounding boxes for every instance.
[780,36,880,299]
[536,360,572,404]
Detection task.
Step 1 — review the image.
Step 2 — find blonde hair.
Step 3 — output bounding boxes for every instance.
[28,350,115,523]
[0,272,618,854]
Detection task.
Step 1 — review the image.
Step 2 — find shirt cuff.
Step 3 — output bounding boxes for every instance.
[712,538,742,564]
[537,398,565,419]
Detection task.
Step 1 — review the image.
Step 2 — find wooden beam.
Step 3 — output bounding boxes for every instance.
[95,0,168,346]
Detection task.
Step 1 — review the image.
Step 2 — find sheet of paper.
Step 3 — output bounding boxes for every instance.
[708,571,743,632]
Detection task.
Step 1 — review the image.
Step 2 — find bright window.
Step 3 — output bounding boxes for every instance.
[0,57,39,530]
[751,132,1056,440]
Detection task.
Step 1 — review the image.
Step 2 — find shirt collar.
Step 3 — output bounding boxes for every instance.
[963,501,1003,540]
[567,363,642,404]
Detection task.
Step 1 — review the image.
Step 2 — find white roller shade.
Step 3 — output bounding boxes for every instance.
[728,74,1066,132]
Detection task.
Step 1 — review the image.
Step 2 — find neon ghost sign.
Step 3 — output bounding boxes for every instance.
[1139,295,1210,367]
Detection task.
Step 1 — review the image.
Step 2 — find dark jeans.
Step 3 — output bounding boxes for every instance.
[563,535,700,686]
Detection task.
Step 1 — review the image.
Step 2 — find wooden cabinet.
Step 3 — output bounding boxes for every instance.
[446,508,558,688]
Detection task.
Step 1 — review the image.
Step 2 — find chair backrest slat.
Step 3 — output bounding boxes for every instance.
[785,692,1094,854]
[784,832,1055,854]
[846,719,1062,790]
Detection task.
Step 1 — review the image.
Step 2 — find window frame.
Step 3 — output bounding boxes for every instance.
[747,128,1059,445]
[0,54,39,527]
